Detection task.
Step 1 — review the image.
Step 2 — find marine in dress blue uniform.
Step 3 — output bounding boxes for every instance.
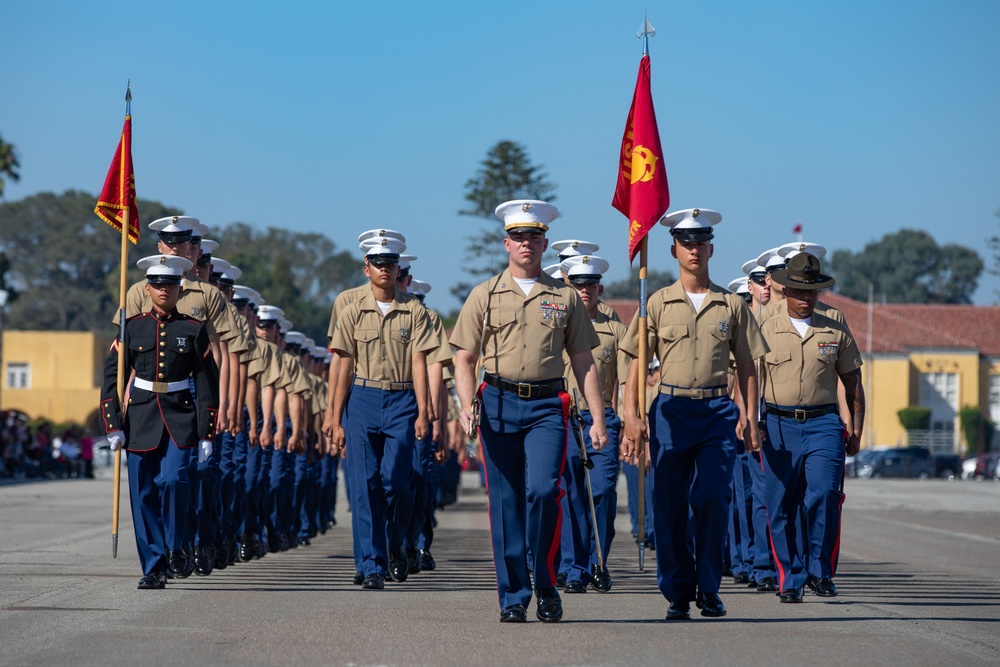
[100,255,219,589]
[622,208,768,620]
[451,200,608,624]
[758,252,864,602]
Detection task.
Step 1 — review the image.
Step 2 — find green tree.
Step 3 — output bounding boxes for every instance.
[600,266,677,300]
[451,140,556,300]
[0,190,175,331]
[827,229,982,304]
[0,134,21,199]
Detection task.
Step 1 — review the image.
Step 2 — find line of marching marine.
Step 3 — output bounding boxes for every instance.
[100,215,462,590]
[101,201,865,626]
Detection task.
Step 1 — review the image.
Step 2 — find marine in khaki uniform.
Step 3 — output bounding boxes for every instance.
[555,254,628,594]
[758,252,864,603]
[329,236,435,590]
[252,306,293,552]
[231,285,268,561]
[451,200,607,624]
[402,277,453,574]
[322,229,408,585]
[621,208,768,621]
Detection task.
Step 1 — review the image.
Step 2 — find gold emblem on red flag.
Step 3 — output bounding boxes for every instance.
[629,145,659,184]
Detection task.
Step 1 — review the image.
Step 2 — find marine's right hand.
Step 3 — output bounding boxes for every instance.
[106,430,125,452]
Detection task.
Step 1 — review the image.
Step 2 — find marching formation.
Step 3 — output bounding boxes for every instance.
[100,201,864,623]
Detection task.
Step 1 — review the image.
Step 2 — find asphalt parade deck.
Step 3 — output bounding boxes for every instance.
[2,468,998,666]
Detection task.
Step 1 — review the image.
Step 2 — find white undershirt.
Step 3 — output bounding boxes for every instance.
[687,292,707,313]
[514,277,538,296]
[790,315,812,337]
[376,300,392,315]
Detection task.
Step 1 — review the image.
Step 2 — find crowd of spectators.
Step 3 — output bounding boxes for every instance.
[1,413,99,481]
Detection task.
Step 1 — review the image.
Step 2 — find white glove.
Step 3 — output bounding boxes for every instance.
[106,430,125,452]
[198,439,213,463]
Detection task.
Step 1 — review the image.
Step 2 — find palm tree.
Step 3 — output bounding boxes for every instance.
[0,134,21,198]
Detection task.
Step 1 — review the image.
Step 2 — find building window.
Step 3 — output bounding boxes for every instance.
[989,375,1000,425]
[6,362,30,389]
[918,372,958,450]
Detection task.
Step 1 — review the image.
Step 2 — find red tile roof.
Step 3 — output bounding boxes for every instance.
[603,294,1000,357]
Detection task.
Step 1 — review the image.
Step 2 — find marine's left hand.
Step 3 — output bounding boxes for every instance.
[198,439,213,463]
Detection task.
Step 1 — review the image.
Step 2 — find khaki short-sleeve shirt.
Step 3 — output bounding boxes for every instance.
[281,350,313,397]
[330,290,436,382]
[255,339,287,390]
[760,311,862,407]
[621,281,768,388]
[565,311,627,412]
[598,301,622,323]
[450,269,599,382]
[327,284,370,345]
[425,307,454,367]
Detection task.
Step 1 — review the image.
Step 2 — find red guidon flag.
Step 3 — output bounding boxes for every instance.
[95,115,140,244]
[612,54,670,262]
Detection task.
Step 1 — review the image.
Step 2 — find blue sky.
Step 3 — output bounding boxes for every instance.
[4,0,999,312]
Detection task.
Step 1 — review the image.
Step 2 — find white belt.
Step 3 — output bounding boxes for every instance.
[133,378,189,393]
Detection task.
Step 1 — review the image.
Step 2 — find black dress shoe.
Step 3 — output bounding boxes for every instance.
[167,549,193,579]
[278,533,290,551]
[362,573,385,590]
[406,547,421,575]
[590,565,612,592]
[388,551,409,582]
[733,572,751,585]
[722,567,734,578]
[563,579,587,594]
[499,604,527,623]
[193,546,213,577]
[555,572,567,588]
[807,577,838,597]
[695,592,727,617]
[666,600,691,620]
[213,542,229,570]
[747,578,759,588]
[535,589,563,622]
[137,570,166,590]
[779,587,804,603]
[756,576,778,592]
[353,571,365,585]
[418,550,437,571]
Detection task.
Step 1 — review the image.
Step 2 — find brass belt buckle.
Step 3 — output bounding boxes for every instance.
[517,383,532,399]
[150,381,168,393]
[794,408,807,423]
[690,388,705,400]
[380,380,392,391]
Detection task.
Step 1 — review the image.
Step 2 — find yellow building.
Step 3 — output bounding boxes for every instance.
[604,295,1000,454]
[1,331,113,426]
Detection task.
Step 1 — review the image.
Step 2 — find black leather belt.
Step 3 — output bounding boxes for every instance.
[483,373,565,399]
[765,403,838,423]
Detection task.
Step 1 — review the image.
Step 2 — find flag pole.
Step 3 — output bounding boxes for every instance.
[633,11,655,573]
[111,82,132,559]
[636,235,648,572]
